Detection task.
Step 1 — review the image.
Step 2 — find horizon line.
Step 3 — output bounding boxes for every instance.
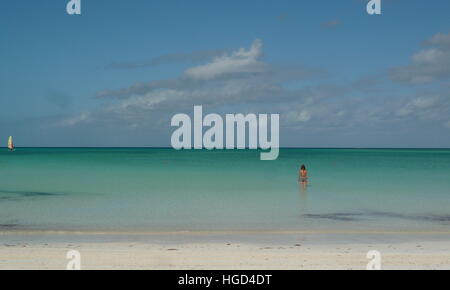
[6,147,450,150]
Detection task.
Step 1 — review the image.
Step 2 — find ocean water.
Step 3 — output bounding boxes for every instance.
[1,148,450,232]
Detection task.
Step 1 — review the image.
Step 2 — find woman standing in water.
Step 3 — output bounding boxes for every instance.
[298,164,309,213]
[299,164,308,185]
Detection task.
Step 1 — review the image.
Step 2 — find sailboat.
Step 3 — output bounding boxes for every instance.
[7,136,14,151]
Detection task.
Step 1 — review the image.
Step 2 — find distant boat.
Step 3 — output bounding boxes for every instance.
[7,136,14,151]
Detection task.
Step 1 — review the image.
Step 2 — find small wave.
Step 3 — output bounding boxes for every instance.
[0,224,19,229]
[303,210,450,224]
[369,211,450,223]
[304,213,363,222]
[0,190,60,197]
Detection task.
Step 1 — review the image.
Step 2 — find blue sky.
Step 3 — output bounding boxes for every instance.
[1,0,450,147]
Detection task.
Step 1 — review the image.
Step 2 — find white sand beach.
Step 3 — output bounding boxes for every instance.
[1,231,450,270]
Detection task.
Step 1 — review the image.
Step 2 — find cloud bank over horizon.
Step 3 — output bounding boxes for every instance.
[47,34,450,148]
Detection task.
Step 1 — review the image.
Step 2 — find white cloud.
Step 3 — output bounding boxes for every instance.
[287,110,311,123]
[390,32,450,84]
[411,97,437,109]
[58,112,90,126]
[397,96,438,117]
[425,32,450,48]
[184,39,267,80]
[396,95,450,124]
[105,78,282,122]
[412,48,444,63]
[115,91,171,111]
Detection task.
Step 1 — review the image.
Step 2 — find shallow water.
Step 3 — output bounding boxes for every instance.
[1,148,450,232]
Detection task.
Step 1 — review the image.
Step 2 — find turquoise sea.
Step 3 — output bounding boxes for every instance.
[1,148,450,232]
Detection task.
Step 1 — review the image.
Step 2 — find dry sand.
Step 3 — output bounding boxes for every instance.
[1,231,450,270]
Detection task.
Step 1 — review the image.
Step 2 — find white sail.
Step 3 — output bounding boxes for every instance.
[8,136,14,150]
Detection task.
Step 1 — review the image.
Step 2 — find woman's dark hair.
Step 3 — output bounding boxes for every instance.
[301,165,306,170]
